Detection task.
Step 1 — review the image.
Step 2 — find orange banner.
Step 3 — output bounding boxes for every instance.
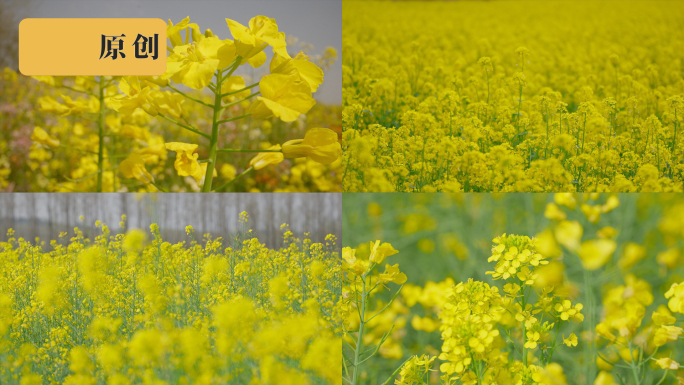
[19,18,167,76]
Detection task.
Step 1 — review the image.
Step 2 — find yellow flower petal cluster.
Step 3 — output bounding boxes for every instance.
[0,214,341,384]
[487,234,548,281]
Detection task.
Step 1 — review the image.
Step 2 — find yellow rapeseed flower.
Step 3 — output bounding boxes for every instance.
[282,127,342,164]
[249,144,284,170]
[165,142,203,182]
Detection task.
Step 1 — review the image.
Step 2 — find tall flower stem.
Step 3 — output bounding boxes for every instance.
[97,76,105,192]
[202,58,241,192]
[583,268,596,383]
[352,275,367,385]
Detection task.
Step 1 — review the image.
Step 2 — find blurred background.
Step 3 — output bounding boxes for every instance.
[342,193,684,384]
[0,193,341,247]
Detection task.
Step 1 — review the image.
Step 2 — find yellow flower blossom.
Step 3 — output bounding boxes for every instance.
[270,52,325,92]
[248,73,316,122]
[249,144,284,170]
[165,142,203,182]
[226,15,288,62]
[378,264,407,285]
[577,239,616,270]
[562,333,578,347]
[165,37,237,89]
[655,358,680,370]
[282,127,342,164]
[119,153,154,185]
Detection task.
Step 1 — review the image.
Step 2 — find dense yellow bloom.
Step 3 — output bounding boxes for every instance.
[282,127,342,164]
[0,216,340,384]
[555,300,584,322]
[342,1,684,192]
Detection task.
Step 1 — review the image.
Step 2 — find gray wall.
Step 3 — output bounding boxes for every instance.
[0,193,341,248]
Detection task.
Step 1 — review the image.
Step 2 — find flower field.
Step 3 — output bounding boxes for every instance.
[342,1,684,192]
[0,212,342,385]
[0,15,342,192]
[342,193,684,384]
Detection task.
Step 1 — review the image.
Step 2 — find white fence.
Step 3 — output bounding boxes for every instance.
[0,193,341,248]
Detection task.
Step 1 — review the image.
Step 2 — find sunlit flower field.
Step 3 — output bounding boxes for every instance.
[0,15,342,192]
[0,212,342,385]
[342,1,684,192]
[342,193,684,385]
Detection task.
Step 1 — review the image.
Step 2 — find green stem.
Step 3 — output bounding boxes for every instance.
[655,369,669,385]
[615,67,619,105]
[168,84,213,108]
[202,57,241,192]
[203,71,224,192]
[97,76,105,192]
[219,92,260,114]
[61,84,95,96]
[157,113,210,139]
[584,268,596,383]
[352,276,367,385]
[546,321,562,363]
[59,144,98,154]
[216,113,251,125]
[211,166,253,192]
[627,341,640,385]
[522,323,527,367]
[672,108,678,155]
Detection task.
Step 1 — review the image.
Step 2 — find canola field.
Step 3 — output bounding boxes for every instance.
[342,1,684,192]
[0,213,342,385]
[0,16,342,193]
[342,193,684,385]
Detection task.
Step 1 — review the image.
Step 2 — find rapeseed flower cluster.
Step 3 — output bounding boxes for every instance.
[342,1,684,192]
[345,235,584,385]
[0,213,341,384]
[1,15,342,193]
